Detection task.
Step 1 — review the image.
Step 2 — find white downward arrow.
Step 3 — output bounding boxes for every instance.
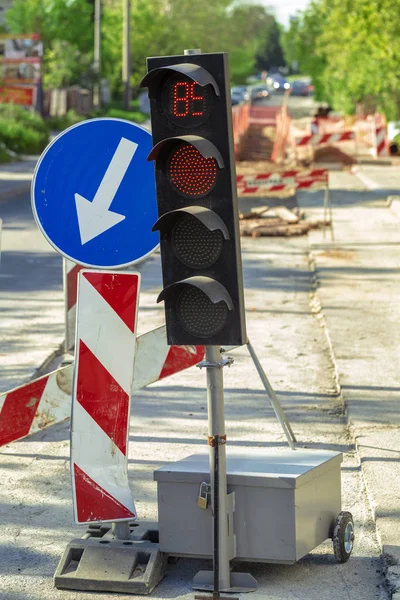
[75,137,138,245]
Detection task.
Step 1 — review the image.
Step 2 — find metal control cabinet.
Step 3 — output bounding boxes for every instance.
[154,449,342,564]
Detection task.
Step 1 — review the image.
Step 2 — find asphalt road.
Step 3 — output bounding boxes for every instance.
[0,186,64,393]
[253,90,316,118]
[0,98,391,600]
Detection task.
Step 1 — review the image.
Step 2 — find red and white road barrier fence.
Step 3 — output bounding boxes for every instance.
[71,270,139,523]
[295,131,355,146]
[237,171,296,194]
[237,169,329,195]
[0,324,205,447]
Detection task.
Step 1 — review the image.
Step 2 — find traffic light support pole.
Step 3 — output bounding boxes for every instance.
[206,345,230,591]
[193,346,257,595]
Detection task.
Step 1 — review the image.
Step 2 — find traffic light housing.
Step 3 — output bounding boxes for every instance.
[141,52,246,347]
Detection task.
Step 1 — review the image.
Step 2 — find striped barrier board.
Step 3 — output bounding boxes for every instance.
[71,270,139,523]
[237,169,329,195]
[375,126,389,157]
[0,324,205,447]
[237,171,297,194]
[64,258,83,352]
[295,131,355,146]
[295,169,329,189]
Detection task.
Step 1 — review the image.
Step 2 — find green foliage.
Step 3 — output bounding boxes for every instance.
[0,142,14,163]
[102,108,147,124]
[44,40,94,88]
[0,103,48,135]
[0,104,49,159]
[46,109,85,132]
[6,0,285,97]
[0,117,48,154]
[282,0,400,120]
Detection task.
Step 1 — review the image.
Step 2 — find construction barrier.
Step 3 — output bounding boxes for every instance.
[232,102,250,157]
[71,270,139,523]
[0,324,205,447]
[237,169,328,195]
[295,131,355,146]
[64,258,82,352]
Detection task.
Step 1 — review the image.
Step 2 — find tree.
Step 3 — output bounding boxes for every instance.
[281,0,400,120]
[6,0,286,99]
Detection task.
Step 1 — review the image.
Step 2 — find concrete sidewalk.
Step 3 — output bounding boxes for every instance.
[299,166,400,598]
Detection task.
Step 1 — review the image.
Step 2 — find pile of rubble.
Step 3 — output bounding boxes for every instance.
[239,205,330,237]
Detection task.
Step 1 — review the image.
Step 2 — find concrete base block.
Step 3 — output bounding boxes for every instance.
[54,521,167,595]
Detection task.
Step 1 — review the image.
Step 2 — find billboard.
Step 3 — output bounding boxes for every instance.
[0,34,42,106]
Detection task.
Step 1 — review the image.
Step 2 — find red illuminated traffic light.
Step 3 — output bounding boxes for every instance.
[141,52,246,346]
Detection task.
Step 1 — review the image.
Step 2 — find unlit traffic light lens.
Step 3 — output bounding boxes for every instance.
[177,286,228,337]
[168,144,217,198]
[172,214,224,268]
[161,74,212,127]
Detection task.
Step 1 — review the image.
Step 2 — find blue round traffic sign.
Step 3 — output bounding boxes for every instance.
[32,118,159,268]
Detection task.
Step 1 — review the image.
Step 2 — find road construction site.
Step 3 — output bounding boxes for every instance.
[1,93,400,600]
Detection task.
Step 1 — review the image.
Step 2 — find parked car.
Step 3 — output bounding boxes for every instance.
[249,84,270,102]
[231,85,250,105]
[291,80,314,97]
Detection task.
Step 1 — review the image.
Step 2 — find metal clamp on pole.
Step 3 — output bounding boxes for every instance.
[197,356,234,369]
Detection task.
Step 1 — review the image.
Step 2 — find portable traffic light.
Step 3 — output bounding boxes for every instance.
[141,52,246,347]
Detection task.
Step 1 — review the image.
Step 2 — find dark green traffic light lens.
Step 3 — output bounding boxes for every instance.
[177,286,228,338]
[172,215,223,268]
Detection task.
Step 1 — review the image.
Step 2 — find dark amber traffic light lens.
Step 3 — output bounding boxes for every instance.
[168,144,217,198]
[172,214,224,268]
[177,286,228,338]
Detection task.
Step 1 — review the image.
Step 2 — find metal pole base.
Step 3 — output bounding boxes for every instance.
[193,570,257,593]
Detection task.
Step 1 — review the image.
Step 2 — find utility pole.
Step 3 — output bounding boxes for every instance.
[93,0,101,109]
[122,0,131,110]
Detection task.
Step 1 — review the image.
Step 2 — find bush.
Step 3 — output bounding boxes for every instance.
[0,142,14,163]
[0,118,49,155]
[102,108,147,124]
[0,104,50,158]
[46,109,85,132]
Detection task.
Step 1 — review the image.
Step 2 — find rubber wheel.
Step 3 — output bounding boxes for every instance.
[332,511,354,563]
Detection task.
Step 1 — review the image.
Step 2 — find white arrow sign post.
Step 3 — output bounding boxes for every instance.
[75,137,138,244]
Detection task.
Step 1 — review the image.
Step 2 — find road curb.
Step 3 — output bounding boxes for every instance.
[308,245,399,598]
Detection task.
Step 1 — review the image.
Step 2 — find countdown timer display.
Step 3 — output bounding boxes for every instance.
[161,73,213,127]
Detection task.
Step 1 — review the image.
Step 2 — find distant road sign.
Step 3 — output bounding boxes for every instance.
[32,118,159,268]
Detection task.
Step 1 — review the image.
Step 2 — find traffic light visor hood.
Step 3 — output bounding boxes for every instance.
[157,276,234,310]
[152,206,229,239]
[147,135,224,168]
[141,63,220,96]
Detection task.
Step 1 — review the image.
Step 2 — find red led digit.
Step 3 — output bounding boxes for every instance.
[173,81,190,117]
[190,83,205,116]
[162,74,212,126]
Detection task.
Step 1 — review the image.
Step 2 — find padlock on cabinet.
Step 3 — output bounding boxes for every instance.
[197,481,210,509]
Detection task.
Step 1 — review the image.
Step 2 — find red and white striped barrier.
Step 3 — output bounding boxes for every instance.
[71,270,140,523]
[64,258,83,352]
[237,171,297,194]
[0,324,205,447]
[295,131,355,146]
[237,169,329,195]
[375,126,390,157]
[295,169,329,189]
